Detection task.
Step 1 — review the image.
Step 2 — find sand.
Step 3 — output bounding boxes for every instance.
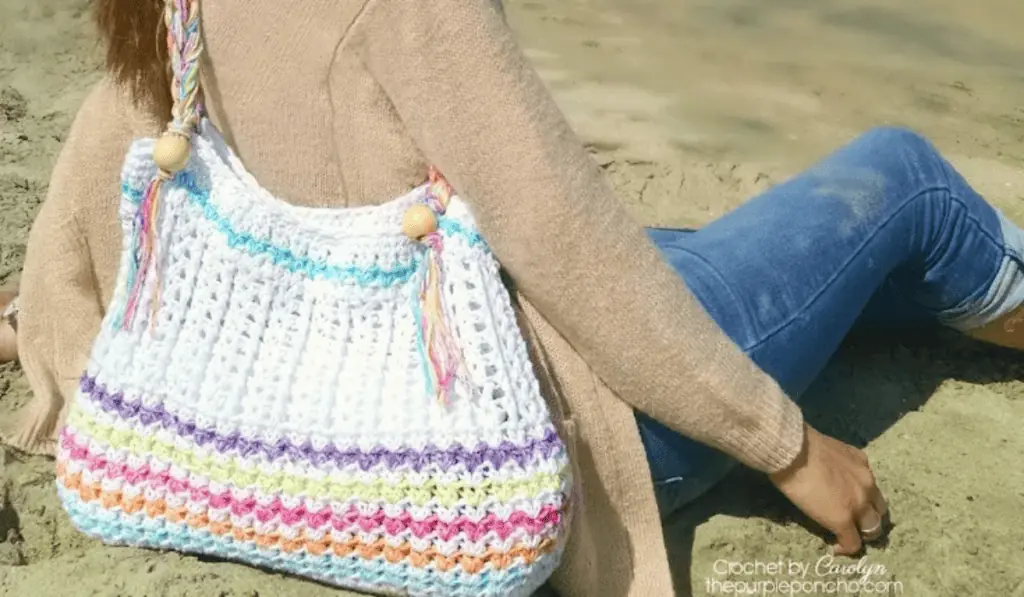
[2,0,1023,595]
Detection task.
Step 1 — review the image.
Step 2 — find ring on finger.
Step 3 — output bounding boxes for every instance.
[860,520,883,540]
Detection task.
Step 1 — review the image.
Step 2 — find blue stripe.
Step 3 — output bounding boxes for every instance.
[120,172,487,287]
[59,487,554,597]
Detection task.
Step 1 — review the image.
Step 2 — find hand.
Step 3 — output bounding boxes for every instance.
[769,422,888,555]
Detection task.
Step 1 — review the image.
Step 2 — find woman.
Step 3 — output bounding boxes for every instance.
[1,0,1022,595]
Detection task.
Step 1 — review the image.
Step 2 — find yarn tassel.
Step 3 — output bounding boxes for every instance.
[418,235,462,405]
[415,168,468,406]
[118,0,202,331]
[120,173,168,330]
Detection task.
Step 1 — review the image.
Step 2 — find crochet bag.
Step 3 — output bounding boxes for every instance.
[55,1,573,595]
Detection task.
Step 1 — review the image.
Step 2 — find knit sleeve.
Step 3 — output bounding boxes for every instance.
[1,77,157,456]
[350,0,805,473]
[3,189,94,456]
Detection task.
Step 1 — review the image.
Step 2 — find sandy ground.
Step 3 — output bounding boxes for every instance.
[2,0,1023,595]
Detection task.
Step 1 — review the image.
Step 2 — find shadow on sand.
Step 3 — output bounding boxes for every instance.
[660,328,1023,595]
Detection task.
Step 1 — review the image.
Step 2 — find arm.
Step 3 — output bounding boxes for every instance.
[1,77,158,456]
[3,186,94,456]
[350,0,804,473]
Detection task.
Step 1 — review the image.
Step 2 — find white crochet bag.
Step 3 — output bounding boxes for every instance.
[55,0,573,595]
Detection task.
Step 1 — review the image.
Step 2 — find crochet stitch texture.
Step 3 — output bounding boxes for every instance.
[55,122,573,596]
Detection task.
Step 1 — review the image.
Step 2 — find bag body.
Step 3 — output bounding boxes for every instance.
[53,2,573,590]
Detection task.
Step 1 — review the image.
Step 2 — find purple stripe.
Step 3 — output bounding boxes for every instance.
[79,375,563,472]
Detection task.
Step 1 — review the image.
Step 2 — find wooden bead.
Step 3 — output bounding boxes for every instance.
[153,133,191,173]
[401,204,438,239]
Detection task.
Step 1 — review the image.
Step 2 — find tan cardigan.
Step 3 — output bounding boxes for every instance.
[2,0,805,595]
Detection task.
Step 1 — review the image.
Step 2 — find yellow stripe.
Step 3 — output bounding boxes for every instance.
[65,408,567,507]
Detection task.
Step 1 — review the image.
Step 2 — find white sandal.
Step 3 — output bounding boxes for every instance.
[0,292,17,363]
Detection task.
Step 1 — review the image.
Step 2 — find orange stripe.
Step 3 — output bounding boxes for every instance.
[58,466,556,573]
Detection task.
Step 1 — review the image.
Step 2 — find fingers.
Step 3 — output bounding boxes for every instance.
[831,517,863,556]
[857,508,884,541]
[834,502,883,555]
[862,454,889,535]
[869,484,888,519]
[840,447,888,553]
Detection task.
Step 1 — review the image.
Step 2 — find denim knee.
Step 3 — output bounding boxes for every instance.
[853,128,1024,328]
[858,126,947,178]
[859,125,933,151]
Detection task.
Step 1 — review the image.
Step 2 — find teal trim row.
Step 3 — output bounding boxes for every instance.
[59,487,545,597]
[120,171,487,287]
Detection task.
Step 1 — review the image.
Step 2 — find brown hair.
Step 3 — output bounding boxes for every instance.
[94,0,172,118]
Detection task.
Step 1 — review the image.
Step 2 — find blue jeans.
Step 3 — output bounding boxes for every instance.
[639,126,1024,517]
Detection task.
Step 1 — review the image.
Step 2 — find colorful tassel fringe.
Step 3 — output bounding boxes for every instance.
[416,168,468,405]
[120,173,169,330]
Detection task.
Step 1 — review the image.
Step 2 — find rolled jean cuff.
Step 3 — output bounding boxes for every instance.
[940,211,1024,331]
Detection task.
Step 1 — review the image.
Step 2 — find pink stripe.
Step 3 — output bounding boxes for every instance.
[61,429,562,542]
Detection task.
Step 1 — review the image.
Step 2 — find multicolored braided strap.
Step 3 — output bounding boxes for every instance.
[54,1,574,595]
